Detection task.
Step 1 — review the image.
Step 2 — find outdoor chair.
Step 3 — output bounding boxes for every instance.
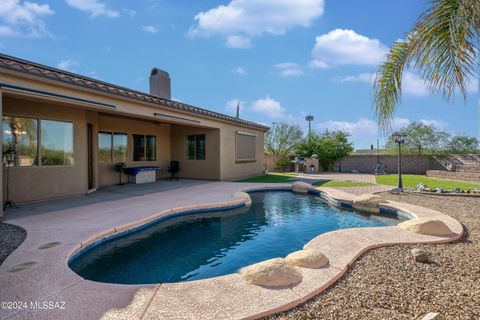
[167,161,179,181]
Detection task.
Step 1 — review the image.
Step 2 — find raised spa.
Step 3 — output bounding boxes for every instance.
[69,191,404,284]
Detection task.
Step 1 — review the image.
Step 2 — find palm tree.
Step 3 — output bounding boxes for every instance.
[373,0,479,131]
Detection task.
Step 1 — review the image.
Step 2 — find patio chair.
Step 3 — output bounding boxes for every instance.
[167,161,179,181]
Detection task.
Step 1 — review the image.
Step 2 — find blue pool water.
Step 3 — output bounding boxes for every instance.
[69,191,403,284]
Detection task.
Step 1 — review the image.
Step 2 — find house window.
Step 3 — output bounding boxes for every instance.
[186,134,205,160]
[2,116,74,166]
[41,120,74,165]
[133,134,156,161]
[113,133,128,162]
[99,132,128,163]
[146,135,156,161]
[236,131,256,162]
[2,116,38,166]
[98,132,112,163]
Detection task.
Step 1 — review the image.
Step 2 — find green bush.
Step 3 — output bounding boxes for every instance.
[275,156,291,172]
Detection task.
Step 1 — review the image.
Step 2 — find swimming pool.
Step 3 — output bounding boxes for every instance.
[69,191,404,284]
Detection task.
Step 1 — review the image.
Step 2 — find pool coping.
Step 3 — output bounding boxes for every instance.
[65,184,463,320]
[0,182,463,320]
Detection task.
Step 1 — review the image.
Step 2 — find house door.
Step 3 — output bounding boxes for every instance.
[87,123,94,190]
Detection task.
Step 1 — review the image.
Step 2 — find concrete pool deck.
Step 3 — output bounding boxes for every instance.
[0,180,463,320]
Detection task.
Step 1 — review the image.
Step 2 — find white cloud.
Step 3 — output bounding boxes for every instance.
[65,0,119,18]
[225,35,251,48]
[142,25,158,34]
[232,66,248,76]
[56,60,78,72]
[317,117,412,138]
[402,71,429,96]
[333,72,375,83]
[418,119,446,130]
[251,96,285,117]
[190,0,324,47]
[334,71,433,97]
[274,62,303,77]
[122,8,136,17]
[311,29,388,68]
[467,76,478,94]
[0,0,54,38]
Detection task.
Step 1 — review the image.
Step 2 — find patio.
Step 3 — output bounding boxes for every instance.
[0,178,462,320]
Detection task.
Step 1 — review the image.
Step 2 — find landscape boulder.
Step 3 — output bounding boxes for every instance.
[292,181,311,194]
[411,248,429,263]
[285,249,329,269]
[239,258,303,288]
[232,191,252,206]
[352,194,386,213]
[398,218,453,236]
[422,312,443,320]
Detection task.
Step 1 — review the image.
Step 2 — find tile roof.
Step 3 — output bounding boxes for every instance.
[0,53,269,131]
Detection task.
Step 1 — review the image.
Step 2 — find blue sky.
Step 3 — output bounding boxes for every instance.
[1,0,478,149]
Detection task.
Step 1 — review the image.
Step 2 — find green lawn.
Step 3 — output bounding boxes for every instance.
[313,180,375,188]
[375,174,480,189]
[235,173,297,183]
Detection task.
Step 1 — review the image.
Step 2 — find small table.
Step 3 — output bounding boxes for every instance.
[123,166,163,184]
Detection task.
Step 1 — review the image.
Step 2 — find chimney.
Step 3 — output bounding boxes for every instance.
[149,67,171,100]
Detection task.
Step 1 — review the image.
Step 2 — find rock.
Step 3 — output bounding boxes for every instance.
[240,258,303,288]
[411,248,428,263]
[417,183,428,191]
[292,181,311,194]
[389,188,402,194]
[285,249,329,269]
[422,312,443,320]
[434,188,445,194]
[232,191,252,206]
[398,218,453,236]
[352,194,386,214]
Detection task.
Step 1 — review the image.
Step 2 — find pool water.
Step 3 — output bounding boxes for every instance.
[69,191,403,284]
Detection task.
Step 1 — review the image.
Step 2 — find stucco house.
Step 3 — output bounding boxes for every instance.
[0,53,268,216]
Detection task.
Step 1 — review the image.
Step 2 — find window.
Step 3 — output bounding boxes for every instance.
[113,133,128,162]
[98,132,112,163]
[41,120,74,165]
[146,135,156,161]
[2,116,38,166]
[186,134,205,160]
[236,131,256,162]
[133,134,156,161]
[99,132,128,163]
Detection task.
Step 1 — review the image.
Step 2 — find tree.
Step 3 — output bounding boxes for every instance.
[373,0,479,130]
[386,121,479,154]
[385,122,449,154]
[297,130,353,171]
[265,123,303,156]
[445,136,479,153]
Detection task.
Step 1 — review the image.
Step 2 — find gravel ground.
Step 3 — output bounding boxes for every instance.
[267,193,480,320]
[0,222,26,265]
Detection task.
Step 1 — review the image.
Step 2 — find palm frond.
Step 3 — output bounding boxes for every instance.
[372,37,412,133]
[372,0,479,130]
[411,0,478,100]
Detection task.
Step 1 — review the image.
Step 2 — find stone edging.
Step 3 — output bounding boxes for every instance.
[67,184,464,320]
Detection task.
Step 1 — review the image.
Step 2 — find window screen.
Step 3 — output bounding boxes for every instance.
[113,133,128,162]
[185,134,205,160]
[133,134,145,161]
[236,132,256,162]
[40,120,73,165]
[98,132,112,163]
[2,116,38,166]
